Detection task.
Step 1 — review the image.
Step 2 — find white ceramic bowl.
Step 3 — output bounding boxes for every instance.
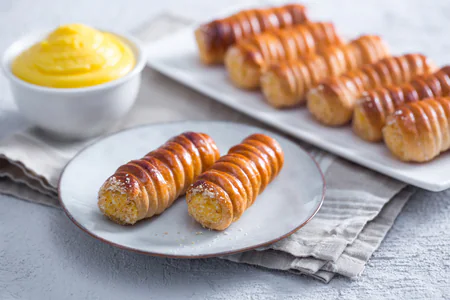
[1,28,146,140]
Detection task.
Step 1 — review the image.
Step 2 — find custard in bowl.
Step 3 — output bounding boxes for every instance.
[2,23,146,140]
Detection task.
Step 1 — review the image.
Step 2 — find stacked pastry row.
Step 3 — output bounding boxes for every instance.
[194,3,450,163]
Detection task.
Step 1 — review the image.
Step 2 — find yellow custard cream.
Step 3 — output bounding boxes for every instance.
[11,24,135,88]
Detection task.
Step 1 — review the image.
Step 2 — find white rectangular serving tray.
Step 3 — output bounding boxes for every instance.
[145,18,450,192]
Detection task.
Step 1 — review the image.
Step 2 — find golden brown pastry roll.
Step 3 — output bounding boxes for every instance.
[98,132,220,225]
[383,97,450,162]
[306,54,436,126]
[186,133,284,230]
[195,4,308,65]
[353,66,450,142]
[261,35,390,108]
[225,22,344,89]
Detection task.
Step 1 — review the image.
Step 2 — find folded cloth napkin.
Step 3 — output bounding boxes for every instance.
[0,13,415,283]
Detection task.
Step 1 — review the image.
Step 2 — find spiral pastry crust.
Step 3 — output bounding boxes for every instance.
[98,132,220,225]
[195,4,308,65]
[306,54,436,126]
[353,66,450,142]
[261,35,390,108]
[383,97,450,162]
[186,133,284,230]
[225,22,343,89]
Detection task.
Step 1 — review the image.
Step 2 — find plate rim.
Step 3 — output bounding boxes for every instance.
[58,120,326,259]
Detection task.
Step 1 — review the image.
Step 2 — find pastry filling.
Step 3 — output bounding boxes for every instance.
[188,192,222,227]
[98,187,138,225]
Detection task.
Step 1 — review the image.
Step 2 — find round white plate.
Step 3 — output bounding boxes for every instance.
[59,121,325,258]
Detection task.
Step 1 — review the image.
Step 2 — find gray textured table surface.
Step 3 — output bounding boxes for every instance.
[0,0,449,299]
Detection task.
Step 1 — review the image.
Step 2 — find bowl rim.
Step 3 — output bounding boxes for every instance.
[1,26,147,93]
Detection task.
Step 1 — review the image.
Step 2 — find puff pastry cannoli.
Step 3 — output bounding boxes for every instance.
[353,66,450,142]
[98,132,220,225]
[225,22,344,89]
[195,4,308,64]
[383,97,450,162]
[186,133,284,230]
[261,35,390,108]
[307,54,436,126]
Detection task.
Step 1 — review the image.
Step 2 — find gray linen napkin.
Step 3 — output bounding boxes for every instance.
[0,14,414,283]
